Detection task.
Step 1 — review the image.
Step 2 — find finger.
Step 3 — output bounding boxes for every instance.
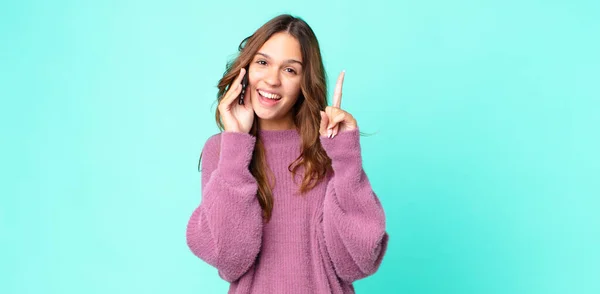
[328,112,346,130]
[319,110,329,137]
[332,70,345,108]
[325,107,342,138]
[332,124,339,139]
[324,106,334,137]
[329,112,347,138]
[325,105,338,122]
[228,67,246,94]
[220,85,241,110]
[221,68,246,107]
[326,106,342,129]
[234,67,247,86]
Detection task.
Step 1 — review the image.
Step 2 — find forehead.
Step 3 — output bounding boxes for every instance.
[257,32,302,61]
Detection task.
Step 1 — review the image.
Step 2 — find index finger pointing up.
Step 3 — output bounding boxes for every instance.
[332,70,345,108]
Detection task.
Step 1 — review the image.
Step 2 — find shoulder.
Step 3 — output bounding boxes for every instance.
[202,131,257,157]
[202,133,222,154]
[199,133,222,172]
[201,133,222,160]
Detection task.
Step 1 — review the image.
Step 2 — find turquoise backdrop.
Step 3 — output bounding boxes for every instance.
[2,0,598,293]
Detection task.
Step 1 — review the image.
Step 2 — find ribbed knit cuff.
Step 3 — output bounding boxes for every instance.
[319,128,362,166]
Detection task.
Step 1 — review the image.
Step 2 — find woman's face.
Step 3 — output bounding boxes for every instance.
[248,32,303,129]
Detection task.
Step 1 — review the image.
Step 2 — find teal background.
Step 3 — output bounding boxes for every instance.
[2,0,598,293]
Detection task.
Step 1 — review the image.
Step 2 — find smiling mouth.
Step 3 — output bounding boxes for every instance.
[258,89,282,100]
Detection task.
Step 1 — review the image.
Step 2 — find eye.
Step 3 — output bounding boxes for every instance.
[285,68,297,74]
[256,60,267,66]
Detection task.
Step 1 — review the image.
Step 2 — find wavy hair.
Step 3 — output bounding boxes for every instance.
[200,14,333,222]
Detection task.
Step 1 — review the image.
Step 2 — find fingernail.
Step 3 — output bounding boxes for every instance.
[327,129,332,138]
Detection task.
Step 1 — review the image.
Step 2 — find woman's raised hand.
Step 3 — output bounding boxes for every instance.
[319,70,357,139]
[218,68,255,133]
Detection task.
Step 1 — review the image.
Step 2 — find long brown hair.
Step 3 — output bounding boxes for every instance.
[200,14,333,222]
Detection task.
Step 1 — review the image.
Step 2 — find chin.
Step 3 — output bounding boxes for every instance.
[254,109,279,120]
[252,101,283,119]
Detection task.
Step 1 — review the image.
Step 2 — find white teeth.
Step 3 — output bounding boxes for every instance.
[258,90,281,100]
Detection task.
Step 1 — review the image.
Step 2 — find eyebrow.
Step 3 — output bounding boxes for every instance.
[256,52,303,67]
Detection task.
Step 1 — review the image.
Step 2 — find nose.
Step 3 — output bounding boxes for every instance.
[264,67,281,87]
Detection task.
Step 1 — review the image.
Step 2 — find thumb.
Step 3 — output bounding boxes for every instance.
[319,110,329,137]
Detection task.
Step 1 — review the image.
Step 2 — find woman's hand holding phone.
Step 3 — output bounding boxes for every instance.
[218,67,254,133]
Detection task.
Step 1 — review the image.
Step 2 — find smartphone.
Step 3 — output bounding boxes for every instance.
[239,66,249,105]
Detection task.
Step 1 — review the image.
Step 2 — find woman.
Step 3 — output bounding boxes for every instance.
[186,14,389,293]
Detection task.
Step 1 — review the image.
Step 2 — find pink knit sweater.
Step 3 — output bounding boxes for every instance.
[186,128,389,293]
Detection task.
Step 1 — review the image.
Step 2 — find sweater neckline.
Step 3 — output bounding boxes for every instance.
[258,128,300,147]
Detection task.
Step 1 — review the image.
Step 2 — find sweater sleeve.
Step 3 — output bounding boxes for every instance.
[186,131,263,283]
[319,128,389,283]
